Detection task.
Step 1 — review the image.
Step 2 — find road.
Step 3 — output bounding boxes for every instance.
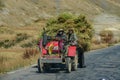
[0,45,120,80]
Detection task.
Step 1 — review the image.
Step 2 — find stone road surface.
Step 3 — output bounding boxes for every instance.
[0,45,120,80]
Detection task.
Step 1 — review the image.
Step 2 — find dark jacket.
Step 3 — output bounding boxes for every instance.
[56,33,67,41]
[68,33,78,43]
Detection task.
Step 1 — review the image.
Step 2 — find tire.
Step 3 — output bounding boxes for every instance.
[79,52,84,68]
[38,58,44,73]
[66,57,72,73]
[44,63,51,72]
[72,55,78,71]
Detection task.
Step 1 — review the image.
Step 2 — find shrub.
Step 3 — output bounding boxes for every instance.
[23,48,39,59]
[0,33,30,48]
[0,0,4,10]
[99,30,114,43]
[0,41,4,48]
[21,39,37,48]
[43,13,94,51]
[0,28,14,34]
[16,33,29,43]
[21,42,33,48]
[0,39,15,48]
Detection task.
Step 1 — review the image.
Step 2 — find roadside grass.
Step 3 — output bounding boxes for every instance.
[91,29,120,50]
[90,36,120,50]
[90,40,120,51]
[0,48,39,74]
[0,26,42,74]
[0,33,30,48]
[90,43,108,50]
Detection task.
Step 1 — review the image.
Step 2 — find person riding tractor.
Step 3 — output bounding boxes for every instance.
[56,29,67,41]
[67,28,78,45]
[67,28,86,68]
[55,29,67,53]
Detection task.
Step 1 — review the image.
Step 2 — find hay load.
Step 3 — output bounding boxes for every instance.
[44,13,94,51]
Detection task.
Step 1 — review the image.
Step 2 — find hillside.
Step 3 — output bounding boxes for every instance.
[0,0,120,27]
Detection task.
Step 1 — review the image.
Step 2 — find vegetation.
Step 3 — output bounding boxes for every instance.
[45,13,94,51]
[23,48,39,59]
[0,0,4,10]
[0,48,39,74]
[0,26,41,74]
[99,30,114,43]
[0,27,14,34]
[0,33,30,48]
[21,39,37,48]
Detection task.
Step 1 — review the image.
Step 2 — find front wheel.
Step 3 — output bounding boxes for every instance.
[38,58,44,73]
[72,55,78,71]
[66,57,72,73]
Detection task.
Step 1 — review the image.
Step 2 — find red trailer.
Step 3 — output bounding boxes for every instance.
[37,39,78,73]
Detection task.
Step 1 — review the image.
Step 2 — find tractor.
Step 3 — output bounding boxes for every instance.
[37,35,78,73]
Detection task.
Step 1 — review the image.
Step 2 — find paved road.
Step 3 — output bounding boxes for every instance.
[0,45,120,80]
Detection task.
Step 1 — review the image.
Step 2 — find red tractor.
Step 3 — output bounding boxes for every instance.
[37,37,78,73]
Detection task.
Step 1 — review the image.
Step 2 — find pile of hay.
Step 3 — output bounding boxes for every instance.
[44,13,94,51]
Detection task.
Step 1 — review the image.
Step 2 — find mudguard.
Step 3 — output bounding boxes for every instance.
[68,46,76,57]
[42,48,47,55]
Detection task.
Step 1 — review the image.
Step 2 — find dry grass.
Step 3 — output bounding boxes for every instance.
[0,48,39,74]
[90,43,108,50]
[90,34,120,50]
[0,34,15,41]
[23,48,39,59]
[0,25,43,74]
[91,37,107,50]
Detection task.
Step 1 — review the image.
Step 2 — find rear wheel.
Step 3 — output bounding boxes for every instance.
[79,52,85,68]
[66,57,72,73]
[72,55,78,71]
[38,58,44,73]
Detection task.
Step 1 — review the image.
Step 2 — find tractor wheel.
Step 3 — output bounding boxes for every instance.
[44,64,51,72]
[38,58,44,73]
[66,57,72,73]
[72,55,78,71]
[79,52,85,68]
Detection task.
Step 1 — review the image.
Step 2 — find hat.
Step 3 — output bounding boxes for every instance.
[59,29,64,32]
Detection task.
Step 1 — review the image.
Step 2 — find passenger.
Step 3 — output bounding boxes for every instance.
[67,28,78,45]
[56,29,67,53]
[67,28,86,68]
[56,29,67,41]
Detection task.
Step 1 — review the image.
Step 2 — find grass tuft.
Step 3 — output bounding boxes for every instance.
[23,48,39,59]
[0,48,39,74]
[0,33,30,48]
